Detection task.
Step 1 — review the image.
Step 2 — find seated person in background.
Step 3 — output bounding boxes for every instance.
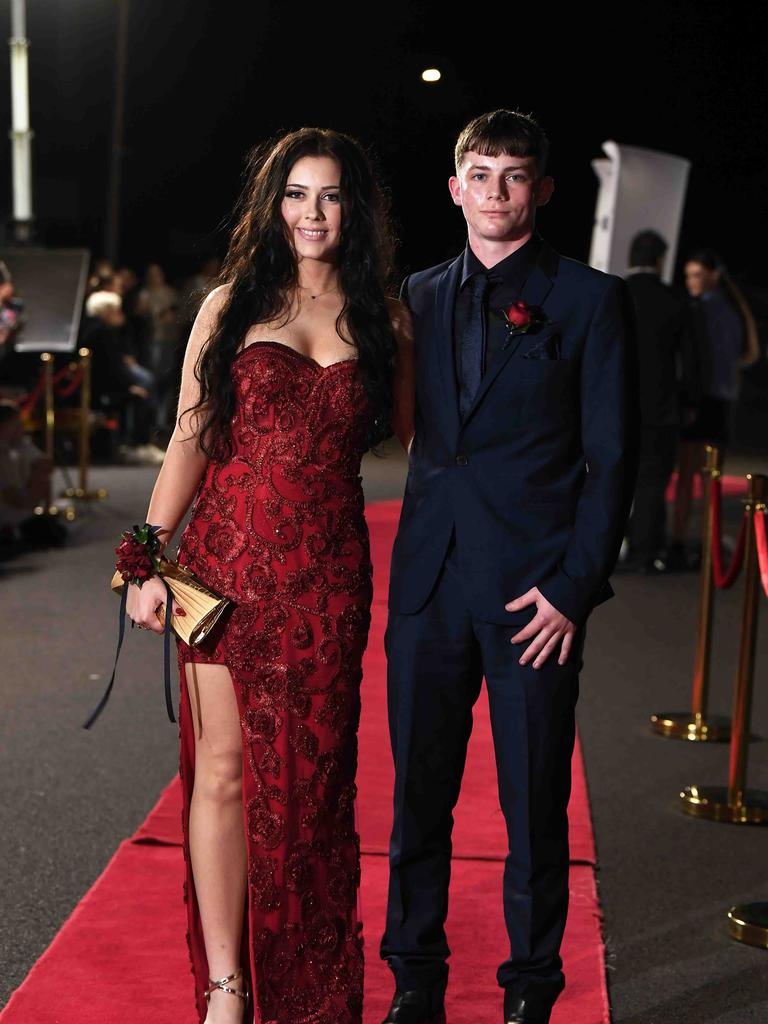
[0,400,65,549]
[80,291,165,464]
[0,262,23,372]
[0,263,18,343]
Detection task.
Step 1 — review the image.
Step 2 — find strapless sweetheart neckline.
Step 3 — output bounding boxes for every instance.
[234,338,357,371]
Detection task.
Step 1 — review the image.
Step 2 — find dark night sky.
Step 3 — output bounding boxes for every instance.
[1,0,767,285]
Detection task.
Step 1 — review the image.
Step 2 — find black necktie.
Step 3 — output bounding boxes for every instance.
[459,272,489,420]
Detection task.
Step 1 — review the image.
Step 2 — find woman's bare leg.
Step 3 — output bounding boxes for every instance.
[186,662,248,1023]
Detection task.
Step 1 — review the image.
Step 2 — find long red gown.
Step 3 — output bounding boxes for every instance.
[174,340,373,1024]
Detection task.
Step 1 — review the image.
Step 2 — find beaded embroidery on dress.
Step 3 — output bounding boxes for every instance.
[175,341,373,1024]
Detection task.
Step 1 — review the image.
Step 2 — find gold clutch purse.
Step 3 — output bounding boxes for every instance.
[110,557,230,646]
[85,549,232,729]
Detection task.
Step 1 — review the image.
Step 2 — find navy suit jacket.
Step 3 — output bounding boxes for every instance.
[388,238,639,627]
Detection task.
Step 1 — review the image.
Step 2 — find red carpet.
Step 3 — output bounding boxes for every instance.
[1,501,608,1024]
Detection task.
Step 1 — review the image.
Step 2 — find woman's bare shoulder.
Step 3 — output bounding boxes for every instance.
[199,282,231,318]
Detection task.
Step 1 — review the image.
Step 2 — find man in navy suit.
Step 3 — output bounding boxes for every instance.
[380,110,638,1024]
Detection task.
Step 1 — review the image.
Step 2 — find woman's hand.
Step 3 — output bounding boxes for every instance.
[125,575,184,635]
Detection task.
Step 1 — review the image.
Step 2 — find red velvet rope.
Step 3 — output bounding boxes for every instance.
[55,364,84,398]
[19,373,46,415]
[755,509,768,599]
[19,362,84,414]
[710,475,747,589]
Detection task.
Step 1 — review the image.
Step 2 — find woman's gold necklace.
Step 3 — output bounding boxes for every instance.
[299,284,339,300]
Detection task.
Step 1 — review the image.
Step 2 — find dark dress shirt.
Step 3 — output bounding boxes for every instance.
[453,234,542,389]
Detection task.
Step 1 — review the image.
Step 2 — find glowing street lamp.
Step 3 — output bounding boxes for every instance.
[421,68,441,83]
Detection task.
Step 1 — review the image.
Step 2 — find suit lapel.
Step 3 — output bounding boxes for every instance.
[459,241,559,431]
[433,254,463,439]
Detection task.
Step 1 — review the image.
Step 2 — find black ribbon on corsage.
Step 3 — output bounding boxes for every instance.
[83,524,177,728]
[82,579,176,728]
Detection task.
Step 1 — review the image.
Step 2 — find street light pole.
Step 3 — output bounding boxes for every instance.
[8,0,34,242]
[104,0,129,264]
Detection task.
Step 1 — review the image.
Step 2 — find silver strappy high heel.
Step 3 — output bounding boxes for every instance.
[204,966,249,1007]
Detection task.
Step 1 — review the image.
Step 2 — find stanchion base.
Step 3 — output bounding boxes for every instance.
[728,903,768,949]
[34,503,77,522]
[651,711,730,741]
[60,487,108,501]
[680,785,768,823]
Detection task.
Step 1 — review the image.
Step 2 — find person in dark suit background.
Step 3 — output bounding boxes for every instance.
[668,248,761,568]
[620,230,699,572]
[380,110,638,1024]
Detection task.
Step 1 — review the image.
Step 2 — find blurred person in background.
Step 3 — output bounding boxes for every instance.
[620,230,699,573]
[0,400,66,551]
[140,262,180,428]
[175,255,222,403]
[669,248,760,569]
[86,258,116,296]
[80,290,164,464]
[0,262,22,366]
[180,255,221,323]
[117,265,153,366]
[0,261,34,395]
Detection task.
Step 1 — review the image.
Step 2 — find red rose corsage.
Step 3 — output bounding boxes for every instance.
[115,523,163,587]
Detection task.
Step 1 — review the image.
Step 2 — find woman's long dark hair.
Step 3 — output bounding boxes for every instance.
[687,248,760,363]
[188,127,397,457]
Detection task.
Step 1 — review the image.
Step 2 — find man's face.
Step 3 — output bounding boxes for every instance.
[448,152,554,244]
[685,261,720,298]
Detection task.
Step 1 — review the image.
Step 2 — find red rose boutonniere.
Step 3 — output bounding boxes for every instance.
[505,301,533,329]
[497,300,550,336]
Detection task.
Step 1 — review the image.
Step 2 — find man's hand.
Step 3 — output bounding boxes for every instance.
[505,587,576,669]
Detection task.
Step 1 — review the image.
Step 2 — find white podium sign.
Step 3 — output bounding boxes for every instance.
[589,141,691,284]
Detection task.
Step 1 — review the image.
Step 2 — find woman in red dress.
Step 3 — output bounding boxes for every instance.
[126,128,414,1024]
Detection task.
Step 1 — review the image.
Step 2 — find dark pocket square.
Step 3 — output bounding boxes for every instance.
[522,333,562,360]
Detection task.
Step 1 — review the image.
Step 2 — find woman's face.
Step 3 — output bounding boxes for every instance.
[685,261,720,298]
[280,155,342,264]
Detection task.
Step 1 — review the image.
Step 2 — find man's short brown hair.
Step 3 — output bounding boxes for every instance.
[455,109,549,176]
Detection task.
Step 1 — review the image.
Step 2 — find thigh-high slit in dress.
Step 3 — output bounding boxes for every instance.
[174,341,374,1024]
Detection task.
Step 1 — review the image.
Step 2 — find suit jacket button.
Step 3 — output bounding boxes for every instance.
[455,453,468,466]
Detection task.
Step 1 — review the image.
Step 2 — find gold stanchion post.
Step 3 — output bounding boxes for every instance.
[41,352,55,461]
[61,347,108,501]
[681,474,768,822]
[34,352,76,522]
[728,902,768,949]
[36,352,57,518]
[651,445,730,741]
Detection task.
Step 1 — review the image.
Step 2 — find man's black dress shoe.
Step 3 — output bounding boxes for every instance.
[381,987,446,1024]
[503,989,551,1024]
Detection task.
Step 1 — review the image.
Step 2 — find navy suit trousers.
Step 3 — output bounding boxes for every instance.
[380,535,585,1006]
